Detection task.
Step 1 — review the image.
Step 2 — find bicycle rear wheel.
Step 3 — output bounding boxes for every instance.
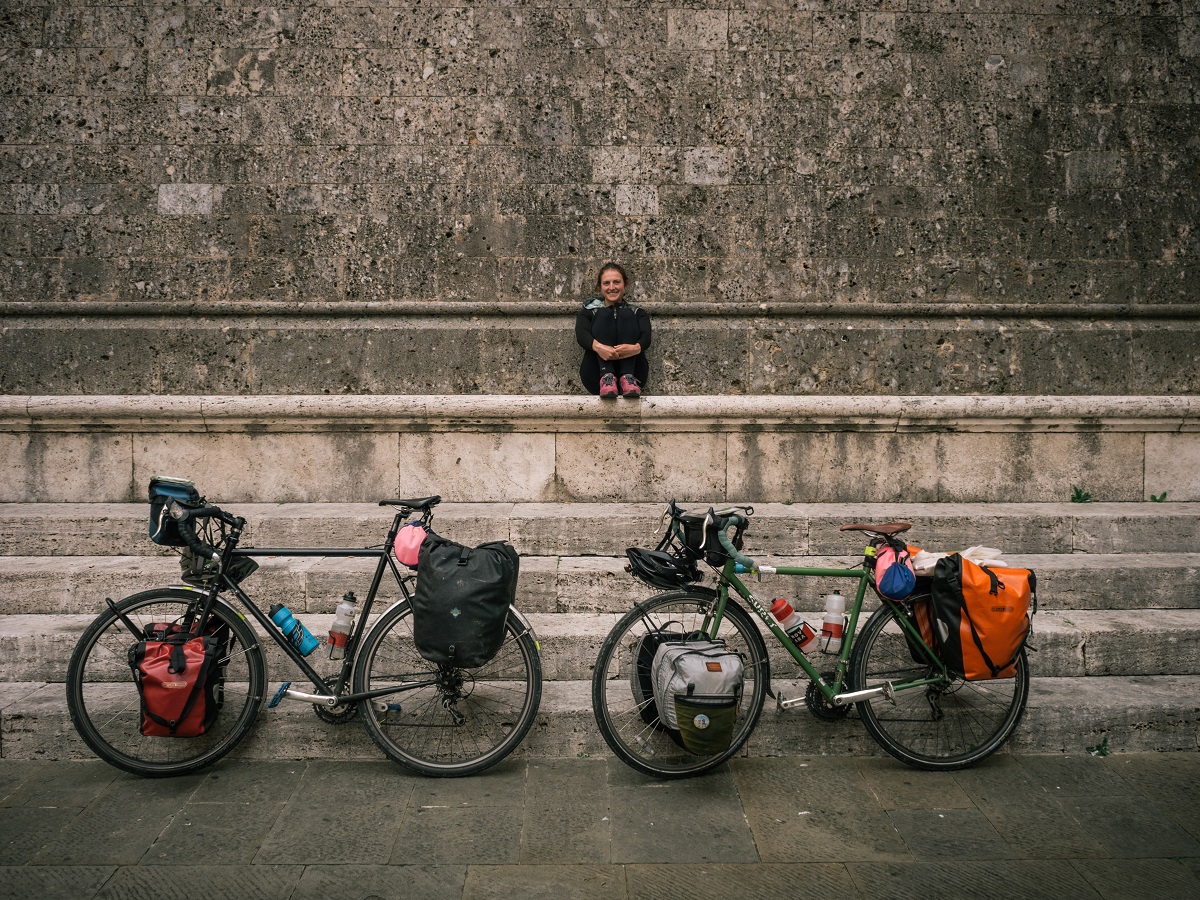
[354,601,542,777]
[850,601,1029,770]
[65,588,266,778]
[591,589,769,779]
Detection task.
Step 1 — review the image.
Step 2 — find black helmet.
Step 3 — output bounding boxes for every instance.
[625,547,702,590]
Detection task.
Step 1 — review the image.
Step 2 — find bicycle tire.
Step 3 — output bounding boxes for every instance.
[353,600,542,777]
[65,587,266,778]
[850,600,1029,770]
[591,589,769,779]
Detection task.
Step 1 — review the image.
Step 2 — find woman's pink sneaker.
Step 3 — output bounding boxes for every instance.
[618,375,641,398]
[599,373,618,397]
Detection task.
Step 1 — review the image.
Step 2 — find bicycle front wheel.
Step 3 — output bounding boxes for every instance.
[65,588,266,778]
[850,601,1029,770]
[591,589,769,779]
[354,601,542,777]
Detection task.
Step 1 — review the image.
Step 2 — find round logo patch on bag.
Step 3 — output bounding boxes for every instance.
[693,714,710,730]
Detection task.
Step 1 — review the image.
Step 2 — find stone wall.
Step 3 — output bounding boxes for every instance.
[1,2,1198,394]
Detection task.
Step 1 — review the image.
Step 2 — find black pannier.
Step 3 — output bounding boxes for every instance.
[411,532,519,668]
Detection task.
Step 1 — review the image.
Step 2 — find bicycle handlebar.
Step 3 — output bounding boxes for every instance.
[705,508,758,572]
[170,502,243,561]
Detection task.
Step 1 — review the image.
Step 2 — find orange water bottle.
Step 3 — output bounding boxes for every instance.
[769,598,819,653]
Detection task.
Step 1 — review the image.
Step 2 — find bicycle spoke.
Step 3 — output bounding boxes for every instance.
[67,590,265,778]
[592,591,768,779]
[850,603,1028,770]
[355,602,541,776]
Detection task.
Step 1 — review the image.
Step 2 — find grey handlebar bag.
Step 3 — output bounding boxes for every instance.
[651,640,744,755]
[412,532,519,668]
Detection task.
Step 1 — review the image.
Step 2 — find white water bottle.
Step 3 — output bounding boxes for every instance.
[327,591,357,660]
[820,590,846,653]
[769,598,819,653]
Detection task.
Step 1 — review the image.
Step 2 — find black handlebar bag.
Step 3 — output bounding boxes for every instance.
[412,533,519,668]
[148,476,201,546]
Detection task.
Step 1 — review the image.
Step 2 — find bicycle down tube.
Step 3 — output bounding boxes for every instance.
[219,542,438,707]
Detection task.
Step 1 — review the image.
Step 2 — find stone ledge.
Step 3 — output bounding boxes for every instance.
[4,677,1199,761]
[6,320,1200,397]
[2,394,1197,434]
[2,552,1200,615]
[4,610,1200,682]
[5,501,1200,557]
[7,300,1200,319]
[4,397,1198,502]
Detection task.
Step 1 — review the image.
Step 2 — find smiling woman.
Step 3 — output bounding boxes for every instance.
[575,261,653,398]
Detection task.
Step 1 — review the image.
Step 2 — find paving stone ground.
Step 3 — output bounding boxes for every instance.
[1,753,1198,900]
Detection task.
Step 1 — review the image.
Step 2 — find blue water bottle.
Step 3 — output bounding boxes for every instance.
[269,604,321,657]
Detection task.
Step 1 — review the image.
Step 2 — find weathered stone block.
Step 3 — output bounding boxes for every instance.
[146,49,210,95]
[133,433,399,503]
[0,433,132,503]
[555,432,727,502]
[396,432,556,503]
[1146,433,1200,502]
[156,183,214,217]
[935,432,1144,503]
[0,3,49,48]
[340,49,406,97]
[730,431,941,504]
[295,6,394,50]
[668,10,728,51]
[116,257,232,303]
[729,432,1145,504]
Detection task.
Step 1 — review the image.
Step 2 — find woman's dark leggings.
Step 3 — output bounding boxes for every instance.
[590,305,641,379]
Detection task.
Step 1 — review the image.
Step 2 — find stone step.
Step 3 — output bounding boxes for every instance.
[5,608,1199,684]
[0,552,1197,616]
[4,501,1200,557]
[4,396,1198,504]
[4,675,1198,762]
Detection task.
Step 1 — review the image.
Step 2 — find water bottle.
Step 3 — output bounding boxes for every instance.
[327,591,357,660]
[769,598,819,653]
[820,590,846,653]
[269,603,320,657]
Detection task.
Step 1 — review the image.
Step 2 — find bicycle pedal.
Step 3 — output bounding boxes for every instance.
[776,692,805,711]
[268,682,291,709]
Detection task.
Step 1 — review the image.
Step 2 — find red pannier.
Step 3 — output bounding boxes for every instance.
[128,621,229,737]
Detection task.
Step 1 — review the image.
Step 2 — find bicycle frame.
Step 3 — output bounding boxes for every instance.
[186,510,438,709]
[714,559,948,706]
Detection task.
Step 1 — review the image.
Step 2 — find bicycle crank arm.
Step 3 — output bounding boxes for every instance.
[271,684,340,706]
[832,682,897,706]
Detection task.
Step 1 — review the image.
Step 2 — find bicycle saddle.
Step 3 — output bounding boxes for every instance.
[838,522,912,535]
[379,496,442,509]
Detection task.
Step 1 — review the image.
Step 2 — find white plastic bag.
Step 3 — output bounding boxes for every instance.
[911,546,1007,576]
[910,550,946,576]
[960,545,1008,567]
